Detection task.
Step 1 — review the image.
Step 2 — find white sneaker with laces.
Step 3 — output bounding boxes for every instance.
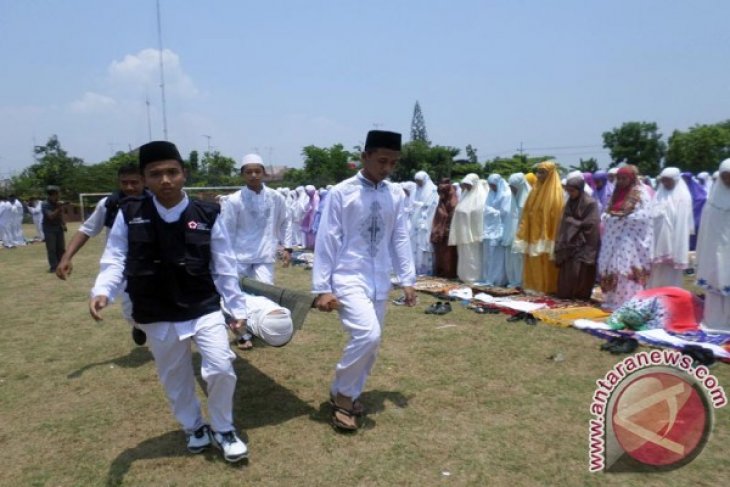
[212,430,248,462]
[186,425,211,453]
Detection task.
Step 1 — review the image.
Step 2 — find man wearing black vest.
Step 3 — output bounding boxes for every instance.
[89,141,249,463]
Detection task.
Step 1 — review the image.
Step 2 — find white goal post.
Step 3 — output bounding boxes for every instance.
[78,186,241,220]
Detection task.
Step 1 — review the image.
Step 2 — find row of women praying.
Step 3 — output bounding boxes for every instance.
[397,159,730,332]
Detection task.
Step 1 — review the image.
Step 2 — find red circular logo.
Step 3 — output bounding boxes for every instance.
[611,371,710,468]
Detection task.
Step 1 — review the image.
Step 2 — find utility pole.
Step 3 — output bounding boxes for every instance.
[517,141,524,156]
[145,95,153,140]
[202,134,212,152]
[156,0,169,140]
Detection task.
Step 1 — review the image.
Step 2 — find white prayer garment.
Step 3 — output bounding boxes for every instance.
[313,171,416,400]
[79,196,111,239]
[411,171,439,275]
[449,174,488,283]
[220,184,291,284]
[696,159,730,331]
[505,173,531,288]
[648,167,694,289]
[481,174,512,286]
[0,200,12,247]
[29,200,44,240]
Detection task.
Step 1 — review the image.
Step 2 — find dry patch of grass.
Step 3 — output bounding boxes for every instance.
[0,223,728,486]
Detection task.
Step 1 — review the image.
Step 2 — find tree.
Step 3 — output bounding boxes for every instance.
[465,144,478,164]
[666,120,730,173]
[11,135,85,198]
[410,101,429,143]
[569,158,599,173]
[201,151,237,186]
[392,141,459,182]
[483,154,557,178]
[602,121,666,175]
[281,144,358,188]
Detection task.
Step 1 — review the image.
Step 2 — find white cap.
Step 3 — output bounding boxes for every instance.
[255,310,293,347]
[241,153,264,169]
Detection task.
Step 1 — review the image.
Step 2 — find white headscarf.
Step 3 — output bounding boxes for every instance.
[695,159,730,297]
[698,171,713,193]
[449,173,488,245]
[483,174,512,242]
[651,167,694,267]
[566,170,593,196]
[504,173,532,246]
[414,171,437,205]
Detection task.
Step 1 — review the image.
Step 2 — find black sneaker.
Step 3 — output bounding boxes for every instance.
[132,327,147,346]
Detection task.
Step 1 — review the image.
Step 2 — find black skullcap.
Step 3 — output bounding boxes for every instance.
[138,141,183,171]
[46,185,60,194]
[365,130,402,152]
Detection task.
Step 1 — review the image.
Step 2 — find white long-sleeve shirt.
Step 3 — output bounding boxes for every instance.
[79,196,109,238]
[29,201,43,223]
[312,172,416,300]
[91,193,247,339]
[220,185,291,264]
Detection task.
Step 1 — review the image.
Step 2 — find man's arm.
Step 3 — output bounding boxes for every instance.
[89,211,128,321]
[390,192,417,305]
[209,215,247,330]
[312,189,342,311]
[57,199,108,280]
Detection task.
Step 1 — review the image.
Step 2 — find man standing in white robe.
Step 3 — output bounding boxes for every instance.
[220,154,292,350]
[648,167,694,288]
[696,159,730,331]
[313,130,416,432]
[0,197,11,248]
[412,171,439,275]
[29,198,44,241]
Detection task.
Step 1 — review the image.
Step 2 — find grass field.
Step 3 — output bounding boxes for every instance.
[1,223,728,486]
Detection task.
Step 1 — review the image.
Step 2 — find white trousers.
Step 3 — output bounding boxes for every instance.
[237,263,274,284]
[331,292,387,399]
[146,313,237,433]
[704,292,730,332]
[505,250,524,288]
[647,263,684,289]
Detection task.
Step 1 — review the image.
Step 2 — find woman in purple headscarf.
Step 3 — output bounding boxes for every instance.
[681,172,707,251]
[592,170,614,215]
[583,172,597,194]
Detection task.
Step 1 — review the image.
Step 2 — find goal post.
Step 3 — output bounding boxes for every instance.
[78,186,242,220]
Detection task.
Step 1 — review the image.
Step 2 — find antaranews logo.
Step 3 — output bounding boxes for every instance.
[588,349,727,472]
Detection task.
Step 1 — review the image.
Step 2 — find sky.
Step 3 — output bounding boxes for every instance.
[1,0,729,178]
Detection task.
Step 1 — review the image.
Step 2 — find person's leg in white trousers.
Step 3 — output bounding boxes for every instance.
[146,312,237,434]
[331,292,387,400]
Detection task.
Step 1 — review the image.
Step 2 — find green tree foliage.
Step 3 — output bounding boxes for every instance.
[282,144,358,188]
[450,162,483,180]
[11,135,85,198]
[410,101,429,143]
[392,140,459,182]
[198,151,238,186]
[602,121,666,175]
[569,157,599,173]
[465,144,478,164]
[483,154,556,178]
[666,120,730,173]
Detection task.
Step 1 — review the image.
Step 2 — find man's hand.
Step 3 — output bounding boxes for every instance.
[315,293,339,312]
[403,286,417,307]
[228,319,247,333]
[89,295,109,321]
[55,259,73,280]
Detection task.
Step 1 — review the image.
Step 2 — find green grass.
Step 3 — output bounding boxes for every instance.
[0,223,728,486]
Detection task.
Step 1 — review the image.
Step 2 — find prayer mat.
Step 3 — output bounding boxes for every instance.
[532,307,610,328]
[470,285,522,297]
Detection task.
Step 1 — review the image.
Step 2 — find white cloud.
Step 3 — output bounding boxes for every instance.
[69,91,117,113]
[108,48,199,99]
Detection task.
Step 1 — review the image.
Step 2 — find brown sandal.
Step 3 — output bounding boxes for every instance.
[331,403,359,431]
[330,394,365,417]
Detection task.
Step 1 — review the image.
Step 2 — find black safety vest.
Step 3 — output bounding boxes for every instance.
[103,191,124,228]
[122,196,221,324]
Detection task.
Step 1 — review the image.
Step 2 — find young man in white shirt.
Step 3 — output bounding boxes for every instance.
[313,130,417,431]
[89,141,249,463]
[220,153,292,349]
[56,164,146,344]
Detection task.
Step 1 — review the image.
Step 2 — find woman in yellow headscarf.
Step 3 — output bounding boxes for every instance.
[525,173,537,187]
[513,161,565,293]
